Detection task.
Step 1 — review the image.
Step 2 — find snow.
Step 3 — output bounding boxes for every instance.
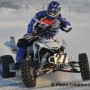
[0,0,90,90]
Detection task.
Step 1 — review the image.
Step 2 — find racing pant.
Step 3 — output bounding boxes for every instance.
[16,38,28,62]
[16,48,27,62]
[16,37,38,62]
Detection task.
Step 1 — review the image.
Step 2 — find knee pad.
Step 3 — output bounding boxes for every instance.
[17,38,28,48]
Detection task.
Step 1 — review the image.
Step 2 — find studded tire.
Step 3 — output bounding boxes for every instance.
[21,59,36,88]
[0,55,16,78]
[79,53,90,80]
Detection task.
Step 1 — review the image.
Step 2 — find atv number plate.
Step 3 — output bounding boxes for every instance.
[54,53,69,64]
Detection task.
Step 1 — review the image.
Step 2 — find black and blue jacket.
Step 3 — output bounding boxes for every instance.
[27,10,71,38]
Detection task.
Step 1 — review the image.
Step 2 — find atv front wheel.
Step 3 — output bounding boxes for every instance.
[21,59,36,88]
[0,55,16,78]
[79,53,90,80]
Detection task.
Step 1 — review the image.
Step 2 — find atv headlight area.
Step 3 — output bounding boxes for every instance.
[49,53,69,65]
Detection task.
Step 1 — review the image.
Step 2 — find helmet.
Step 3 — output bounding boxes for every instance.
[47,1,61,18]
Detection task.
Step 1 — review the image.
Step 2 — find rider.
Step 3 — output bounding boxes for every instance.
[13,1,72,69]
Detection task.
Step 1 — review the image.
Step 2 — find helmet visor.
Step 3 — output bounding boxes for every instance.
[48,7,61,17]
[48,9,58,15]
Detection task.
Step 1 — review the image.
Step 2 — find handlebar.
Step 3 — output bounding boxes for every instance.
[28,25,51,43]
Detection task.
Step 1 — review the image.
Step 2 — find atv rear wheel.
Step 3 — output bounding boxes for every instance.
[79,53,90,80]
[0,55,16,78]
[21,59,36,88]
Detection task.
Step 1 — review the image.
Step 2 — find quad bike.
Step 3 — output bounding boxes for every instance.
[0,23,90,87]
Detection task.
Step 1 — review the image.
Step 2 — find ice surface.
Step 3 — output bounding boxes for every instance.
[0,0,90,90]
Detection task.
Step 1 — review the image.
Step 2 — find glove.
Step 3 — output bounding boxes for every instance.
[65,27,72,33]
[61,25,72,33]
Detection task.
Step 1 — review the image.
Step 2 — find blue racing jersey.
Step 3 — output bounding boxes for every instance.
[27,10,72,38]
